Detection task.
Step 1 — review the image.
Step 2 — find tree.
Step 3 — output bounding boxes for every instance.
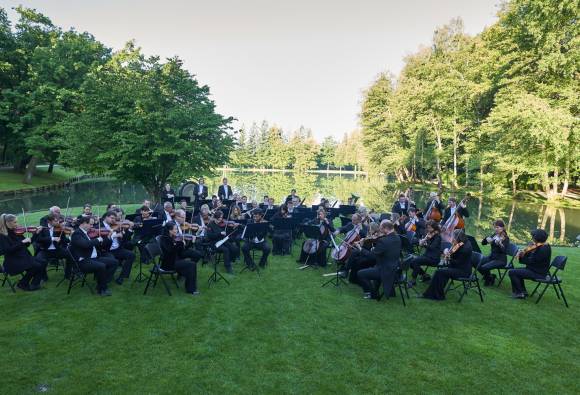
[317,136,337,170]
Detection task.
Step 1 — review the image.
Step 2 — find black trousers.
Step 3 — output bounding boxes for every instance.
[37,247,72,280]
[478,256,508,280]
[109,248,136,279]
[242,241,271,268]
[358,264,397,299]
[216,241,238,270]
[174,259,197,293]
[410,255,439,279]
[509,268,545,294]
[423,267,470,300]
[6,255,45,288]
[345,249,375,284]
[272,231,291,255]
[78,256,117,291]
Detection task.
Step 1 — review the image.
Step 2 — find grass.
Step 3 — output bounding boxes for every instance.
[0,211,579,394]
[0,166,82,192]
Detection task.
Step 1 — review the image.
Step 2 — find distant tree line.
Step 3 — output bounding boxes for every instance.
[360,0,578,199]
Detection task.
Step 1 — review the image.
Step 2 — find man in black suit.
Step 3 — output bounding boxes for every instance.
[39,206,62,227]
[134,200,152,215]
[70,216,117,296]
[242,209,271,269]
[161,183,175,203]
[218,177,233,201]
[99,211,136,285]
[391,194,409,217]
[35,213,73,280]
[194,177,208,202]
[357,220,402,300]
[285,189,299,203]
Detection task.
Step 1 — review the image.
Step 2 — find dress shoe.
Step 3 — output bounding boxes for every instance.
[511,292,526,299]
[191,291,201,296]
[115,277,124,285]
[98,288,112,297]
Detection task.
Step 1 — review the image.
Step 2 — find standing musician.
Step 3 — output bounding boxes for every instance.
[70,216,117,296]
[424,192,444,222]
[508,229,551,299]
[159,222,199,296]
[297,209,335,267]
[339,222,379,284]
[391,193,409,216]
[35,213,73,281]
[40,206,62,227]
[218,177,233,201]
[0,213,47,291]
[286,189,300,204]
[407,220,442,286]
[357,220,402,300]
[422,229,473,300]
[100,211,135,285]
[242,209,271,269]
[207,210,239,274]
[161,183,175,203]
[195,177,208,202]
[478,220,510,286]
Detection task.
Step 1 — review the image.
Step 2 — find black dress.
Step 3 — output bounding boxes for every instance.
[0,230,46,288]
[423,242,473,300]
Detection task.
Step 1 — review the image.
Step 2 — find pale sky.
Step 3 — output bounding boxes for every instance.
[3,0,499,141]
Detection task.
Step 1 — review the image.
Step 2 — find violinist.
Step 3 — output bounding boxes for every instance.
[390,213,407,235]
[238,196,249,211]
[100,211,135,285]
[40,206,62,227]
[286,201,294,215]
[242,209,271,269]
[408,220,442,286]
[357,220,401,300]
[207,210,239,274]
[230,205,243,221]
[339,222,379,284]
[508,229,551,299]
[478,220,510,286]
[178,199,193,222]
[422,229,473,300]
[76,204,95,223]
[210,195,222,211]
[391,193,409,216]
[193,205,211,237]
[296,209,335,267]
[70,216,117,296]
[159,222,199,296]
[0,213,47,291]
[35,213,73,281]
[162,183,175,203]
[218,178,233,201]
[173,209,203,263]
[134,200,151,216]
[158,201,174,224]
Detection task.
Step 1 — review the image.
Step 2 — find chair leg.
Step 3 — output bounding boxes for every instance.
[497,269,507,287]
[535,283,550,304]
[458,281,468,303]
[171,274,179,289]
[398,284,406,306]
[67,271,76,295]
[475,279,484,302]
[530,282,542,297]
[143,272,155,295]
[552,284,561,299]
[445,279,454,295]
[160,275,172,296]
[557,284,569,308]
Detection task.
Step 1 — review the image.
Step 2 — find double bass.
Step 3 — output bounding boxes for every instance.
[425,195,442,222]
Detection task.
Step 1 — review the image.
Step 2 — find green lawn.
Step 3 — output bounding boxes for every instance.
[0,166,82,192]
[0,212,578,394]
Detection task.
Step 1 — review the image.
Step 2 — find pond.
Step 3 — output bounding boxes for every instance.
[1,172,578,246]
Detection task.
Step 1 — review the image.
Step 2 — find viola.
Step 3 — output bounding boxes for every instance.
[87,228,112,238]
[53,224,74,235]
[443,241,464,264]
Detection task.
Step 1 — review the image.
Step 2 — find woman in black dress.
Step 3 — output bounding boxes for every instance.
[0,213,46,291]
[159,222,199,296]
[408,220,442,286]
[423,229,473,300]
[478,219,510,286]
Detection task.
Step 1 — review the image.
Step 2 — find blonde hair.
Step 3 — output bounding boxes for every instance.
[0,214,17,236]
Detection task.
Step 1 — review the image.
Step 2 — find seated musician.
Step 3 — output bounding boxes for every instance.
[424,192,444,222]
[134,200,151,215]
[422,229,473,300]
[508,229,551,299]
[35,213,73,281]
[265,197,276,211]
[210,195,222,211]
[242,209,271,269]
[70,216,117,296]
[133,206,157,262]
[478,220,510,286]
[357,220,402,300]
[406,207,426,240]
[286,201,294,215]
[100,211,135,285]
[162,183,175,202]
[441,197,469,230]
[193,204,212,237]
[408,220,442,286]
[286,189,299,204]
[177,199,194,222]
[262,195,269,205]
[333,213,367,238]
[0,214,47,291]
[296,209,335,267]
[391,193,409,216]
[40,206,62,227]
[271,204,291,255]
[76,204,93,223]
[230,205,243,220]
[159,222,199,296]
[207,210,239,274]
[390,213,407,235]
[173,209,203,263]
[238,195,249,211]
[158,201,174,224]
[339,222,379,284]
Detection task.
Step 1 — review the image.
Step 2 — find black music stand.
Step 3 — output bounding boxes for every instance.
[339,205,356,216]
[207,244,230,288]
[298,225,324,270]
[466,235,482,253]
[339,216,352,227]
[240,222,269,275]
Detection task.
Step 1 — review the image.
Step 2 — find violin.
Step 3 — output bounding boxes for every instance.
[443,241,464,264]
[180,222,200,231]
[517,242,544,259]
[175,234,196,242]
[419,231,438,247]
[87,228,113,238]
[53,224,74,235]
[14,226,45,235]
[355,233,383,250]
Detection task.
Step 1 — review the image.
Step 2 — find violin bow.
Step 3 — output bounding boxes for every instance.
[21,207,29,235]
[60,196,72,238]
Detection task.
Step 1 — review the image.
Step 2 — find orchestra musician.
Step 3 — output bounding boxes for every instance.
[424,192,444,222]
[271,204,292,255]
[40,206,62,227]
[242,209,271,269]
[338,222,379,284]
[35,213,73,281]
[0,213,47,291]
[406,207,426,239]
[296,209,335,267]
[286,189,299,204]
[390,213,407,235]
[357,220,402,300]
[161,183,175,203]
[70,216,117,296]
[100,211,136,285]
[508,229,551,299]
[230,205,243,221]
[218,177,233,201]
[195,177,208,201]
[391,193,409,216]
[421,229,473,300]
[76,204,94,223]
[210,195,222,211]
[134,200,152,216]
[206,210,239,274]
[238,196,249,211]
[157,201,174,224]
[478,220,510,286]
[193,205,212,238]
[441,197,469,229]
[159,222,199,296]
[407,220,442,286]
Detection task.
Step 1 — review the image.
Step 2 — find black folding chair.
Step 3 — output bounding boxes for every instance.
[530,256,569,308]
[1,262,16,293]
[377,258,410,306]
[445,251,484,303]
[143,237,180,296]
[65,247,93,295]
[496,242,519,287]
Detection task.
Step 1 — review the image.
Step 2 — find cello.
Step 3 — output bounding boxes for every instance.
[331,224,361,262]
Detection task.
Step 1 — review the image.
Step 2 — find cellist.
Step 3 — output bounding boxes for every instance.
[296,209,335,267]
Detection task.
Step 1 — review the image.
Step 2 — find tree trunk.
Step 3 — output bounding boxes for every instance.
[558,208,566,243]
[464,156,469,187]
[430,116,443,192]
[507,200,516,233]
[479,165,484,194]
[551,168,559,198]
[561,157,569,198]
[548,206,556,242]
[48,161,55,173]
[511,170,517,197]
[23,156,38,184]
[453,123,458,188]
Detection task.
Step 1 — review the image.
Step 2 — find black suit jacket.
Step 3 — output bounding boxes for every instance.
[35,227,69,250]
[448,242,473,275]
[391,201,409,216]
[218,185,233,200]
[162,189,175,202]
[443,206,469,223]
[520,244,551,275]
[70,229,102,260]
[372,233,402,295]
[423,233,442,261]
[194,183,208,200]
[0,231,34,274]
[482,235,509,262]
[159,235,184,271]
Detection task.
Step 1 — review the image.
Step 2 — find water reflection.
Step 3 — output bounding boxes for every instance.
[0,173,578,245]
